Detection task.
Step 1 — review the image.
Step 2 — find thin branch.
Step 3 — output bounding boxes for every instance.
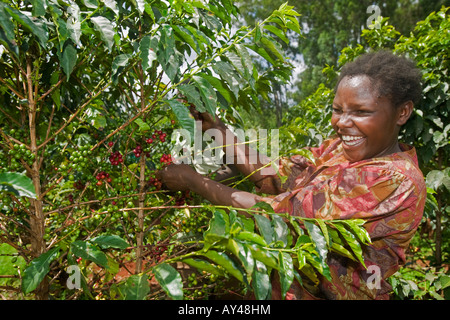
[0,77,26,100]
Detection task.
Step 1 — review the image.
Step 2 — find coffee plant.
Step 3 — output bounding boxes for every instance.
[0,0,372,300]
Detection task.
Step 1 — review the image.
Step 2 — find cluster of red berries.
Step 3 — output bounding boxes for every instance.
[145,242,168,262]
[160,153,172,164]
[73,180,85,190]
[109,151,123,166]
[147,176,162,190]
[133,145,143,158]
[95,171,112,186]
[149,129,167,143]
[68,194,74,203]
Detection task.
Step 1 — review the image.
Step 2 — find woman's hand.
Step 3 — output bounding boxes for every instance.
[189,104,227,133]
[156,164,197,192]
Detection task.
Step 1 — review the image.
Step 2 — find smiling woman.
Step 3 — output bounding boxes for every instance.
[157,50,427,300]
[331,50,421,162]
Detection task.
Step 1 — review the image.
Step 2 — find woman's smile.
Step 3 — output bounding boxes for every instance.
[341,135,365,146]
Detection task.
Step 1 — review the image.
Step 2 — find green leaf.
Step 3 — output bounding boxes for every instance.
[304,220,328,262]
[134,117,151,133]
[61,43,77,78]
[252,261,271,300]
[90,16,115,52]
[192,74,217,116]
[212,61,241,98]
[172,25,200,53]
[83,0,98,9]
[0,172,37,198]
[334,224,366,267]
[263,24,289,44]
[252,201,275,213]
[181,258,226,277]
[70,240,109,269]
[111,54,131,84]
[426,168,450,192]
[303,249,331,280]
[0,28,18,56]
[178,84,205,112]
[260,35,284,62]
[153,263,183,300]
[0,3,16,42]
[118,274,150,300]
[67,9,81,46]
[314,219,329,246]
[341,220,371,245]
[200,250,245,283]
[6,7,48,48]
[22,247,59,294]
[102,0,119,15]
[330,242,358,262]
[90,234,129,250]
[227,239,254,280]
[139,35,157,71]
[195,73,234,106]
[167,99,195,139]
[278,251,294,299]
[235,231,267,246]
[272,214,288,247]
[248,244,279,270]
[203,209,230,243]
[254,214,274,245]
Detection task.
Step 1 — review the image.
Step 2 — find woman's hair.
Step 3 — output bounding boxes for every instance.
[336,50,422,107]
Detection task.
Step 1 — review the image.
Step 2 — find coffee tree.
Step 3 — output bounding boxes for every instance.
[0,0,373,300]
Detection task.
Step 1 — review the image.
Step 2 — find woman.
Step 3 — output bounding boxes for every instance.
[157,50,427,299]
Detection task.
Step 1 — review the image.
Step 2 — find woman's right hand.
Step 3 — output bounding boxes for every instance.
[189,104,227,133]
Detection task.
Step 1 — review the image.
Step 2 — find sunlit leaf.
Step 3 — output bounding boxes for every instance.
[22,248,59,294]
[0,172,37,198]
[90,16,115,51]
[153,263,183,300]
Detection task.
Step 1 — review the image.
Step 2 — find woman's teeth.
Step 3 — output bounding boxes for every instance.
[342,135,364,145]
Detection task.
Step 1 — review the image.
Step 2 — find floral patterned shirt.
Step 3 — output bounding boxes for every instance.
[259,136,427,300]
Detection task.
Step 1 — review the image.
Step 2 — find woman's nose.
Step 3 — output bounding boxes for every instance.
[336,113,353,128]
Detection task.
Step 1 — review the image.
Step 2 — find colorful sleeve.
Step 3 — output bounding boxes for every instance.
[255,137,341,195]
[256,154,315,195]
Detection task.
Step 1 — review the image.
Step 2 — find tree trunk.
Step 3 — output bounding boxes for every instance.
[435,192,442,265]
[27,56,48,299]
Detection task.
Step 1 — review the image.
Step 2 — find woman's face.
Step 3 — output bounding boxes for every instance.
[331,75,411,162]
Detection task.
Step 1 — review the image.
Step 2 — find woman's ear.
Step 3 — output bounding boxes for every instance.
[396,101,414,126]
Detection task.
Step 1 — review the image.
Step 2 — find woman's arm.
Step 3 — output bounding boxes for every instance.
[191,108,277,189]
[156,164,263,209]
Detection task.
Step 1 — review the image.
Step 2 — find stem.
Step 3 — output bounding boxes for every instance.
[26,55,48,299]
[136,154,146,274]
[434,149,444,265]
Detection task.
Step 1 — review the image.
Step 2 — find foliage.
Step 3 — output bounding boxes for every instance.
[0,0,371,301]
[0,0,448,301]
